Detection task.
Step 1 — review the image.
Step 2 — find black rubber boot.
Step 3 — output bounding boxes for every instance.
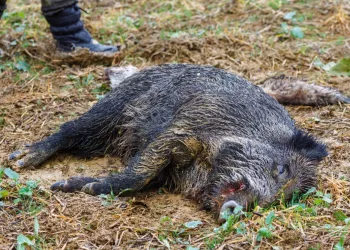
[0,0,6,18]
[44,4,118,53]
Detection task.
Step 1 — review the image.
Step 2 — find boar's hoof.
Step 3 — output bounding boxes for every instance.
[8,144,31,160]
[8,149,28,160]
[218,200,241,224]
[81,181,115,195]
[51,176,98,193]
[8,144,48,168]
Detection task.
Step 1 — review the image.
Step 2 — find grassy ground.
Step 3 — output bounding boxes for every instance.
[0,0,350,249]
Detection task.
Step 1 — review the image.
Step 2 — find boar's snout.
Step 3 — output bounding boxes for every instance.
[218,200,241,224]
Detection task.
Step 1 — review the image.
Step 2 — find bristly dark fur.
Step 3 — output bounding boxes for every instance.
[105,68,350,107]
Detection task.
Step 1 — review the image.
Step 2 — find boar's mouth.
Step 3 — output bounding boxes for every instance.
[215,178,254,223]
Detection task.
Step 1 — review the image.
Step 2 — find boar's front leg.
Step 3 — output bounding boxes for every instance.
[51,133,202,195]
[8,133,64,168]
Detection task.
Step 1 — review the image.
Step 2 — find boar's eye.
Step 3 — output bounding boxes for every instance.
[272,164,289,178]
[277,165,286,175]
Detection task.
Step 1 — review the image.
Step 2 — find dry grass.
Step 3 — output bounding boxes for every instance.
[0,0,349,249]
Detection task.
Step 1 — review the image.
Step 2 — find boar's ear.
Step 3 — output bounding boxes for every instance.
[292,130,328,161]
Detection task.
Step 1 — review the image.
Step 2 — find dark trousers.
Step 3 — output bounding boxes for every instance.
[0,0,77,15]
[0,0,6,12]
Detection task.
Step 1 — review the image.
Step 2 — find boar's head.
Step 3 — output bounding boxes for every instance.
[201,130,327,222]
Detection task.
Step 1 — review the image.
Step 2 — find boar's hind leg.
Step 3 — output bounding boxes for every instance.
[51,133,202,195]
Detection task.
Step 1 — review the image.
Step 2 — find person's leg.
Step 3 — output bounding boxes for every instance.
[0,0,6,18]
[41,0,118,53]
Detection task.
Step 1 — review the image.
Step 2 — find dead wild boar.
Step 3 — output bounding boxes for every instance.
[9,64,329,221]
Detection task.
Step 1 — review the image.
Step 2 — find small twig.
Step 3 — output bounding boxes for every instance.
[60,241,67,250]
[252,211,263,217]
[53,194,66,207]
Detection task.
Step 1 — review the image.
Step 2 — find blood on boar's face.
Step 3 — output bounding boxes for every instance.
[203,130,327,222]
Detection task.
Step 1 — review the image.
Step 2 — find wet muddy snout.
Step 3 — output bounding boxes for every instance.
[218,200,241,224]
